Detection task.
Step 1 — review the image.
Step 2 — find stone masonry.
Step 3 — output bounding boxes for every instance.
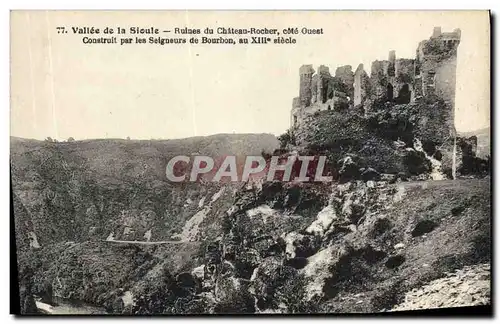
[291,27,461,140]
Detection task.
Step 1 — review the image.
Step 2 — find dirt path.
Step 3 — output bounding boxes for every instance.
[103,239,194,245]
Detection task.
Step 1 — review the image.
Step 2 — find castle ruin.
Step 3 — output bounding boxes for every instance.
[291,27,462,137]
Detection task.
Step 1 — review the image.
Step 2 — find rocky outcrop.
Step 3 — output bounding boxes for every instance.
[391,263,490,311]
[292,94,489,183]
[204,177,490,314]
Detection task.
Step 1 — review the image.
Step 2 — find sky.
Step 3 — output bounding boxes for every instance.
[10,11,490,140]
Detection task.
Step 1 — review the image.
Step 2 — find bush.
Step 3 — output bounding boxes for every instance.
[277,129,296,149]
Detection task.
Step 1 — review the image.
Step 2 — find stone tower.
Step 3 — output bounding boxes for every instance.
[354,63,370,107]
[299,65,315,107]
[415,27,461,135]
[315,65,331,104]
[416,27,461,104]
[388,50,396,76]
[335,65,355,102]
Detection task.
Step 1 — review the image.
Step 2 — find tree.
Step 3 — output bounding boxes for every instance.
[67,137,75,142]
[277,129,296,149]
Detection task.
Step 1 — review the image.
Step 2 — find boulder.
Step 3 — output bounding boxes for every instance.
[283,232,321,258]
[252,236,285,257]
[380,173,397,183]
[300,245,347,301]
[338,156,361,183]
[176,272,201,294]
[234,248,261,279]
[191,265,205,280]
[250,257,299,312]
[361,167,381,181]
[214,277,254,314]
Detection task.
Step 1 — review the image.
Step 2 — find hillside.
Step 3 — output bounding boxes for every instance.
[20,178,490,314]
[11,133,279,250]
[219,178,491,313]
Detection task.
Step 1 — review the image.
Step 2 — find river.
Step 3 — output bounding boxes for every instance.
[35,296,108,315]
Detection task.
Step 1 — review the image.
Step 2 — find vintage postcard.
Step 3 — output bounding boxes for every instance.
[10,10,491,315]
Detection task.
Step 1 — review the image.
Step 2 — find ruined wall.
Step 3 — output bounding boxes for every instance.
[395,59,414,83]
[299,65,315,107]
[388,50,396,76]
[434,55,458,104]
[293,64,351,127]
[414,44,425,98]
[354,64,370,107]
[394,58,415,103]
[335,65,355,102]
[370,60,391,100]
[291,27,461,133]
[311,74,319,105]
[313,65,332,105]
[368,52,415,105]
[291,97,301,126]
